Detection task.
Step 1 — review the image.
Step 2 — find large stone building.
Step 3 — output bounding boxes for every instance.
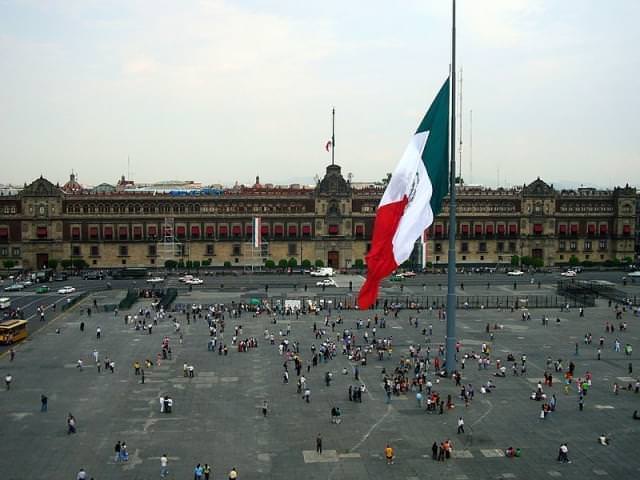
[0,167,636,270]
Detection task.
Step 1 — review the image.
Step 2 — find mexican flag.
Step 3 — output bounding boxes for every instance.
[358,78,450,309]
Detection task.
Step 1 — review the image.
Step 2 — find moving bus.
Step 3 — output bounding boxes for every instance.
[0,297,11,309]
[111,268,149,280]
[0,319,28,344]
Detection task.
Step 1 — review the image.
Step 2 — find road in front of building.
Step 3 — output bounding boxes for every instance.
[0,277,639,480]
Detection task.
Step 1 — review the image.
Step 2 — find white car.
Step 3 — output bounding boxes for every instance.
[507,270,525,276]
[146,277,165,284]
[185,278,204,285]
[316,279,336,287]
[628,271,640,278]
[560,270,577,278]
[395,271,417,278]
[58,286,76,294]
[20,280,33,287]
[179,275,194,283]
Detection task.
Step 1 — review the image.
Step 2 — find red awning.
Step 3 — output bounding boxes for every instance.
[623,224,631,235]
[232,226,241,235]
[261,225,269,235]
[485,224,494,234]
[461,224,469,234]
[274,225,283,234]
[587,224,595,234]
[119,226,128,236]
[509,224,517,234]
[71,227,80,236]
[570,224,578,234]
[497,224,505,234]
[133,226,142,235]
[219,225,228,235]
[288,225,297,235]
[533,224,543,234]
[205,226,214,236]
[191,225,200,236]
[328,225,339,234]
[355,225,364,235]
[474,224,483,235]
[435,224,443,234]
[245,225,253,235]
[148,226,157,236]
[302,225,311,235]
[37,226,48,236]
[104,226,113,235]
[559,224,567,234]
[176,226,186,236]
[599,224,608,234]
[0,227,8,238]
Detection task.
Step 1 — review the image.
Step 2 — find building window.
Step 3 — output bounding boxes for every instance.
[570,241,577,251]
[461,242,469,253]
[148,245,157,256]
[328,224,339,235]
[599,239,607,250]
[206,244,215,256]
[90,246,99,257]
[508,242,516,253]
[12,247,20,257]
[461,255,467,261]
[288,243,297,256]
[497,242,504,253]
[478,242,487,252]
[559,241,565,251]
[559,254,564,260]
[232,244,241,256]
[261,243,269,257]
[584,240,592,251]
[0,247,7,257]
[71,246,81,257]
[119,245,129,257]
[434,243,442,253]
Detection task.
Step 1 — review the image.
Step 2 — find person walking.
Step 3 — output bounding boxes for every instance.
[194,463,204,480]
[40,394,48,412]
[5,373,12,390]
[76,468,87,480]
[228,467,238,479]
[385,444,395,464]
[316,434,323,454]
[203,464,211,480]
[160,454,169,478]
[457,417,465,434]
[9,348,15,361]
[67,413,77,434]
[114,441,121,462]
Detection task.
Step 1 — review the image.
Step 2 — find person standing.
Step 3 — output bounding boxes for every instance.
[203,464,211,480]
[5,373,12,390]
[194,463,204,480]
[9,348,15,361]
[96,327,101,340]
[76,468,87,480]
[316,434,323,454]
[114,441,121,462]
[67,413,77,434]
[160,454,169,478]
[262,400,268,417]
[228,467,238,479]
[40,394,48,412]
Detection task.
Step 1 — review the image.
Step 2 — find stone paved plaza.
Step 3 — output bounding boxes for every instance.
[1,276,639,480]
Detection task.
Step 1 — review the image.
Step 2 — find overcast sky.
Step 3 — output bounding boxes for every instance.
[1,0,638,188]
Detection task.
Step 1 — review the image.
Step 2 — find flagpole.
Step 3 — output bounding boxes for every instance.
[331,108,336,166]
[445,0,457,374]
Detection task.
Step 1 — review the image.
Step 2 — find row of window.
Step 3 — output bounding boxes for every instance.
[430,239,609,254]
[429,223,631,236]
[63,203,308,215]
[0,247,20,257]
[72,243,294,258]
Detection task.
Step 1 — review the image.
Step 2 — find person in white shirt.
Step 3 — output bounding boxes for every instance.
[160,454,169,478]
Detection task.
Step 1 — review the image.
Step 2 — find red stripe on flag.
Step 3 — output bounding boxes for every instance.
[358,196,408,309]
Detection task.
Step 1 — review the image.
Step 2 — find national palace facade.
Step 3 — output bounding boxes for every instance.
[0,164,637,270]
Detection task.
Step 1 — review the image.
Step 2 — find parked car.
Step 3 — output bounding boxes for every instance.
[53,273,68,282]
[316,279,336,287]
[57,286,76,294]
[146,277,165,284]
[83,271,104,280]
[560,270,577,278]
[185,278,204,285]
[36,285,50,294]
[4,284,25,292]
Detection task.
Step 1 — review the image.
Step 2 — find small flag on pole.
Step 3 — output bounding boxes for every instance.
[325,140,333,152]
[358,78,450,309]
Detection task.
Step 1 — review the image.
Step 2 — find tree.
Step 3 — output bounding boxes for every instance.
[165,260,178,269]
[192,260,201,268]
[61,259,73,269]
[568,255,580,267]
[315,259,325,268]
[288,258,298,268]
[72,259,88,269]
[2,260,15,269]
[47,259,59,270]
[186,260,193,269]
[510,255,520,267]
[530,257,544,268]
[278,259,288,269]
[264,259,276,269]
[201,259,212,267]
[623,256,634,264]
[354,259,364,268]
[223,261,232,268]
[178,260,185,268]
[301,259,312,268]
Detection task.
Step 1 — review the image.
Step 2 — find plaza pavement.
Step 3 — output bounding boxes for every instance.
[0,278,639,480]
